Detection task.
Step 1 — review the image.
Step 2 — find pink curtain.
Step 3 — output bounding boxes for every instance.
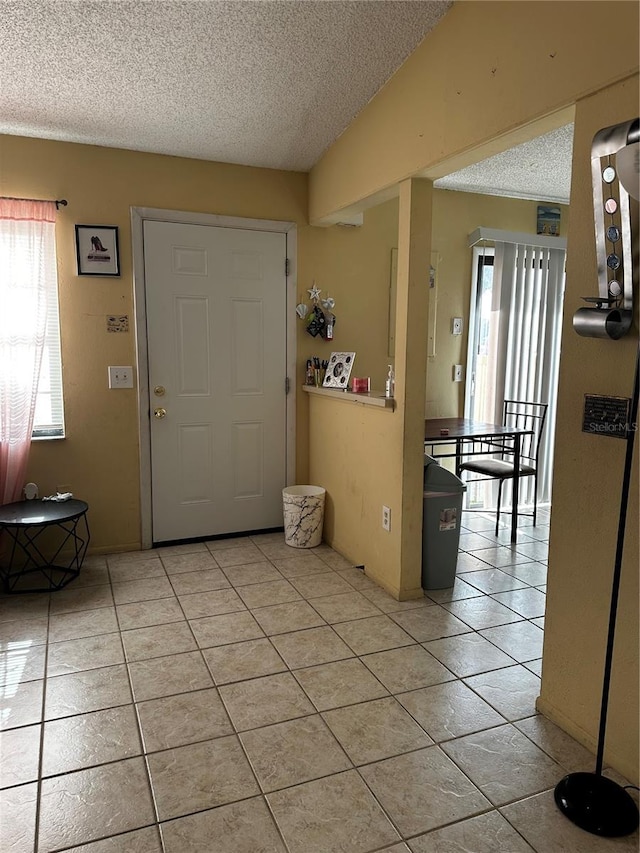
[0,198,57,504]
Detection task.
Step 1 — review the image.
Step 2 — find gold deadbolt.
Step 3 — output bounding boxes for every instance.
[154,408,167,419]
[154,385,166,396]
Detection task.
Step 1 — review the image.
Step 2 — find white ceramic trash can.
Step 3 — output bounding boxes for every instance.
[282,485,326,548]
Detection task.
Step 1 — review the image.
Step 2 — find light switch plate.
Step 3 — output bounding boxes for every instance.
[453,364,463,382]
[108,366,134,389]
[452,317,463,336]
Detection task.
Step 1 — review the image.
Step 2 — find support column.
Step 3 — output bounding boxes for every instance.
[395,178,433,596]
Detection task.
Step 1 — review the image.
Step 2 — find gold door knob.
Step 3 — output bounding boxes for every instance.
[154,385,166,396]
[154,408,167,419]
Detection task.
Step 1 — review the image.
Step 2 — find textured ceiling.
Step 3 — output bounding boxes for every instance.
[0,0,452,171]
[0,2,574,201]
[435,124,574,204]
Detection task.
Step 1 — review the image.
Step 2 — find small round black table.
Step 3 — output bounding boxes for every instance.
[0,499,90,593]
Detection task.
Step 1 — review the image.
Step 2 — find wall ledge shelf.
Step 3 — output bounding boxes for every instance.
[303,385,395,410]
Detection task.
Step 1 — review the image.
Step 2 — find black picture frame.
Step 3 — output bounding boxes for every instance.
[75,225,120,276]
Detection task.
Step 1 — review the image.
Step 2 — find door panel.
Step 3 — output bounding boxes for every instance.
[176,297,211,394]
[231,299,264,394]
[144,220,286,542]
[177,423,213,503]
[233,421,264,499]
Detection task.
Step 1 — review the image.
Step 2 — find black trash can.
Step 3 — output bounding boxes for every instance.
[422,454,466,589]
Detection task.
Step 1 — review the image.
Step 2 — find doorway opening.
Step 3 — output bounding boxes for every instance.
[463,235,567,513]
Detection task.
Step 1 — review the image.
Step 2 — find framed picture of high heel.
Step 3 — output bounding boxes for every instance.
[75,225,120,276]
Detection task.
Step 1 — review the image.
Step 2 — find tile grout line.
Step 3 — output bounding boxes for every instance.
[110,554,167,853]
[32,589,53,853]
[1,527,571,853]
[183,549,299,853]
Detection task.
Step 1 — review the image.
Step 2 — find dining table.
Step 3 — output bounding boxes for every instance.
[424,417,534,544]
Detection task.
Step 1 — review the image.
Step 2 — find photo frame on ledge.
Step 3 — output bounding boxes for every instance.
[75,225,120,276]
[322,352,356,389]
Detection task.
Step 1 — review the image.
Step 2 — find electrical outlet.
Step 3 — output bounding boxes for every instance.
[452,317,463,335]
[382,505,391,532]
[108,366,134,389]
[453,364,463,382]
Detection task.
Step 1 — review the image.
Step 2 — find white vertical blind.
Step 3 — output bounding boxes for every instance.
[492,240,566,505]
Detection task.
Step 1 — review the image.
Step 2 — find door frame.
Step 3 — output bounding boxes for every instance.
[131,206,297,549]
[463,246,495,421]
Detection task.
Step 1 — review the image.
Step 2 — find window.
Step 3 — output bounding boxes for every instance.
[465,235,566,510]
[32,281,64,438]
[0,199,64,441]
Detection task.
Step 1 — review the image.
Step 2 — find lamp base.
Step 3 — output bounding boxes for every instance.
[555,773,639,837]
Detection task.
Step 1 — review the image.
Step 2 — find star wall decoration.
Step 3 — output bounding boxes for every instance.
[308,283,321,302]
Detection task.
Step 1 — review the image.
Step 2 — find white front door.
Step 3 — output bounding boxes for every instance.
[143,220,287,543]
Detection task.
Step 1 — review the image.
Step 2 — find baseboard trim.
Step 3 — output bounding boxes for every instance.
[536,694,639,786]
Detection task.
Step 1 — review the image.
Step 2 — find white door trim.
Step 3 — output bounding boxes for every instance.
[131,206,297,549]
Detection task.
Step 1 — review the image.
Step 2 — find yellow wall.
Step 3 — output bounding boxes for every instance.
[308,396,406,595]
[298,199,398,388]
[310,1,639,222]
[0,135,311,551]
[396,179,433,598]
[306,188,575,593]
[297,199,400,486]
[343,189,572,425]
[538,76,639,783]
[308,179,433,601]
[0,134,403,550]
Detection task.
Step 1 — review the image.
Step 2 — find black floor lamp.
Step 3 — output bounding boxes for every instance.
[556,117,639,837]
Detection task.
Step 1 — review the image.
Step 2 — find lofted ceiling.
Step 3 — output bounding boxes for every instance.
[0,0,452,171]
[0,1,572,203]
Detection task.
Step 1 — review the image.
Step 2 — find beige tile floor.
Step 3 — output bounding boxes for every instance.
[1,508,638,852]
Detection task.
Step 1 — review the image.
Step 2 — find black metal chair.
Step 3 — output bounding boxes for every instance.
[459,400,549,535]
